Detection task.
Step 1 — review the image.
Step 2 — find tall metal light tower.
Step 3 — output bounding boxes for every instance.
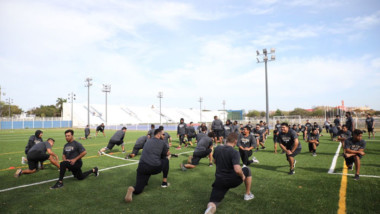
[85,78,93,126]
[68,92,76,128]
[0,86,5,117]
[6,98,13,118]
[157,92,163,124]
[102,84,111,125]
[256,48,276,126]
[199,97,203,123]
[222,100,226,122]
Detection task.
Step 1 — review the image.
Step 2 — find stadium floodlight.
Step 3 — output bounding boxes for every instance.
[157,91,163,124]
[199,97,203,123]
[102,84,111,125]
[6,98,13,118]
[85,78,93,126]
[256,48,276,126]
[68,92,76,128]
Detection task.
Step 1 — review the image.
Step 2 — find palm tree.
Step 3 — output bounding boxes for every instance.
[56,98,67,117]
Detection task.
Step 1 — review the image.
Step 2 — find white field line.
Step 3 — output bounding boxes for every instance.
[0,150,194,193]
[328,143,342,174]
[330,173,380,179]
[103,153,138,162]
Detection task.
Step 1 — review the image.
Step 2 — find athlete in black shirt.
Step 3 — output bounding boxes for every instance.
[344,129,366,180]
[50,130,98,189]
[365,114,375,139]
[204,133,254,214]
[96,123,106,137]
[307,128,320,156]
[278,123,302,175]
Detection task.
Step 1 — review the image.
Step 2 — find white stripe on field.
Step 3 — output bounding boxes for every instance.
[0,162,138,193]
[103,153,138,162]
[328,143,342,174]
[329,173,380,179]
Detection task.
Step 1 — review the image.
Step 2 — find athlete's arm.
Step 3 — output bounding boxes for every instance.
[69,151,87,165]
[291,139,299,153]
[345,148,365,156]
[233,164,245,181]
[62,154,67,161]
[47,148,59,160]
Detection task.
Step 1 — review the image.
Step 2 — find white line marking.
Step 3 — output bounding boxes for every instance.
[329,173,380,179]
[328,143,342,174]
[103,153,138,162]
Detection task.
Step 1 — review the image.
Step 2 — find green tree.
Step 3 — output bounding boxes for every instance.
[290,108,310,117]
[246,110,260,118]
[274,109,282,116]
[56,97,67,116]
[260,111,266,117]
[1,103,23,117]
[28,105,60,117]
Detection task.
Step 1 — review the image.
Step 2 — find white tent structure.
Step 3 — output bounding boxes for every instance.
[62,103,225,127]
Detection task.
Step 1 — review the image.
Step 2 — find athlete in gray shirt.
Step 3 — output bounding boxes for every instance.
[181,132,215,170]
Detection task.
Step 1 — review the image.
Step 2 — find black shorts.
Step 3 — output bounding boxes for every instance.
[209,167,251,203]
[96,128,104,132]
[345,154,363,167]
[27,151,50,170]
[214,130,223,138]
[106,140,123,150]
[85,133,90,138]
[187,135,195,142]
[286,148,302,160]
[368,127,373,132]
[191,149,212,165]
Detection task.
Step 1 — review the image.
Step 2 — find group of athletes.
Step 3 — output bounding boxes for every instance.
[13,113,374,214]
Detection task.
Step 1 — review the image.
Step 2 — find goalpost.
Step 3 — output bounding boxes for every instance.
[273,115,301,128]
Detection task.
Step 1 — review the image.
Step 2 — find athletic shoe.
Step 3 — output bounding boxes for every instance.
[171,154,178,157]
[21,157,27,165]
[312,152,317,157]
[209,163,213,167]
[125,186,134,203]
[180,164,187,171]
[293,160,297,169]
[288,170,295,175]
[354,174,360,181]
[50,181,64,189]
[94,167,99,177]
[252,156,259,163]
[244,193,255,201]
[204,206,216,214]
[14,169,22,178]
[261,147,266,150]
[242,164,247,168]
[122,151,126,153]
[161,182,170,188]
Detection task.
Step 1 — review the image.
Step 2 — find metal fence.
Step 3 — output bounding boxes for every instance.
[0,117,72,130]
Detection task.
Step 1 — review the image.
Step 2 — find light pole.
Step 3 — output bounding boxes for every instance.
[256,48,275,126]
[68,92,76,127]
[85,78,93,126]
[157,92,163,124]
[102,84,111,125]
[222,100,226,122]
[6,98,13,118]
[199,97,203,123]
[0,86,5,117]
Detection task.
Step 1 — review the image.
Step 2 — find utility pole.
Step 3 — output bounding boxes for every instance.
[85,78,93,126]
[157,92,163,124]
[6,98,13,118]
[102,84,111,125]
[68,92,76,128]
[199,97,203,123]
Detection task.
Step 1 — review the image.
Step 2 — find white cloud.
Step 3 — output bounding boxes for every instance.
[371,57,380,69]
[345,10,380,30]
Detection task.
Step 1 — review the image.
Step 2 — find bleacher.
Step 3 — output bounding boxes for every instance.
[62,103,226,127]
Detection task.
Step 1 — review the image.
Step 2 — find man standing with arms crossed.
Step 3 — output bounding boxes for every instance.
[176,118,187,149]
[204,133,254,214]
[50,130,98,189]
[211,116,224,145]
[278,123,302,175]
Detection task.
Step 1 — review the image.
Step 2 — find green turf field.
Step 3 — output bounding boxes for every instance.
[0,128,379,213]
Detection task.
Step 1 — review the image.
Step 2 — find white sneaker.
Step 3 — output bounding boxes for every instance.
[242,164,247,168]
[244,193,255,201]
[252,156,259,163]
[204,206,216,214]
[21,157,27,165]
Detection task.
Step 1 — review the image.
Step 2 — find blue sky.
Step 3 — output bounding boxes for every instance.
[0,0,379,112]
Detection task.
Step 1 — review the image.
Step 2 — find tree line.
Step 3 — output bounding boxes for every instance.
[0,98,66,117]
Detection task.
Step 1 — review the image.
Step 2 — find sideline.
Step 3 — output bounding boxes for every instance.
[337,162,348,214]
[328,143,342,174]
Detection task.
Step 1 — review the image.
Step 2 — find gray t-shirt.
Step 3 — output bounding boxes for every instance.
[28,141,51,153]
[140,137,168,166]
[237,134,256,148]
[163,132,171,149]
[196,133,207,142]
[212,119,223,131]
[344,137,366,151]
[110,130,125,142]
[177,123,187,135]
[194,136,213,152]
[147,129,155,138]
[278,129,301,150]
[135,136,148,149]
[85,128,90,136]
[63,141,86,160]
[307,133,320,142]
[366,118,374,127]
[223,124,232,138]
[186,126,196,137]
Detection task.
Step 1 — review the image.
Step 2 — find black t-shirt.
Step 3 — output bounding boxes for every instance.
[213,145,241,179]
[300,125,306,132]
[135,136,148,149]
[253,129,264,141]
[186,126,196,137]
[278,129,301,150]
[275,124,282,132]
[140,137,168,166]
[85,128,90,136]
[346,116,353,131]
[338,130,352,140]
[307,133,320,142]
[366,118,374,127]
[147,129,154,138]
[223,124,232,137]
[305,123,312,133]
[196,133,207,142]
[28,141,51,153]
[194,136,212,152]
[63,141,86,160]
[25,135,43,154]
[96,125,104,132]
[334,118,340,126]
[237,134,256,148]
